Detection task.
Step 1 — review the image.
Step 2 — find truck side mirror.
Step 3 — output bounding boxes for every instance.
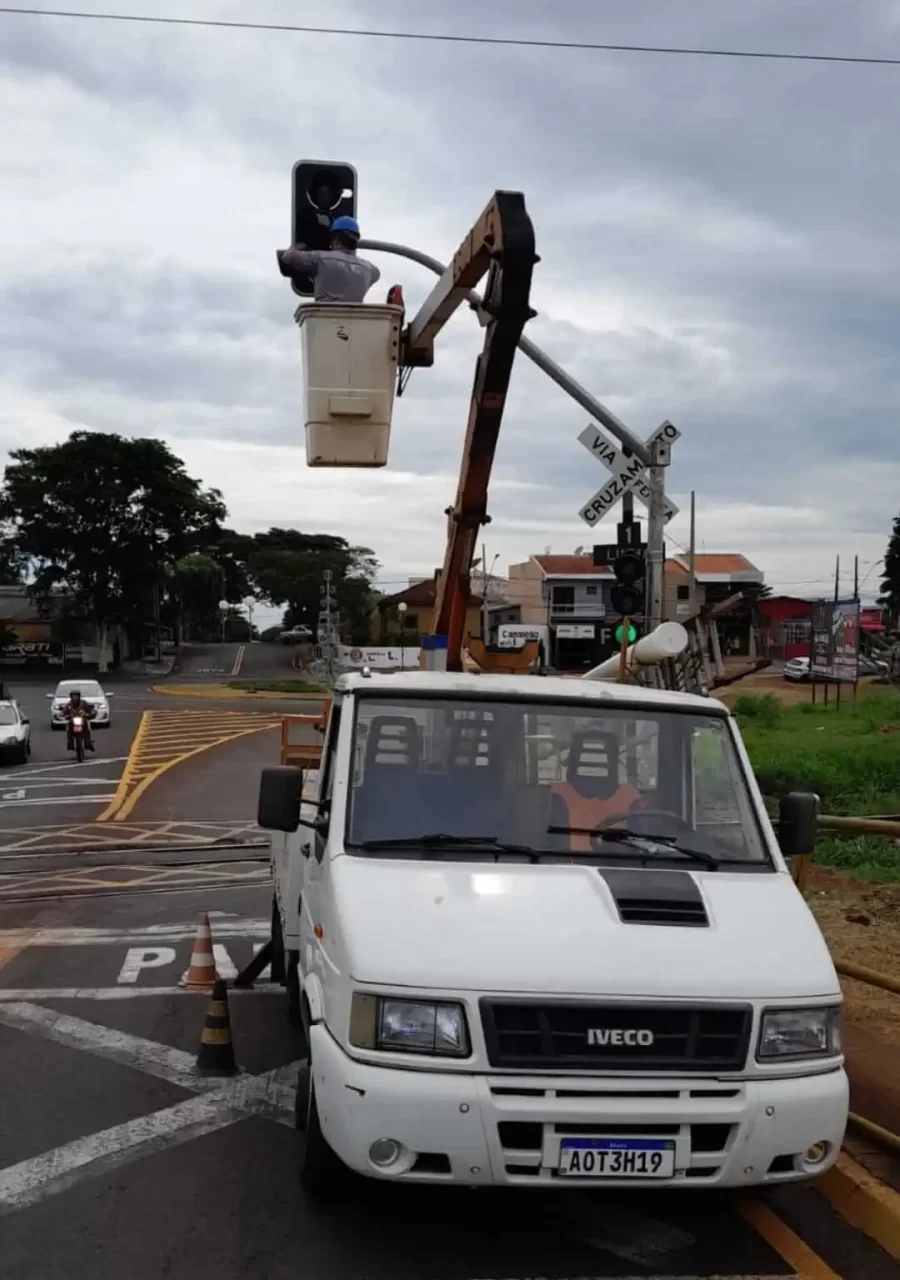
[258,765,304,832]
[778,791,818,859]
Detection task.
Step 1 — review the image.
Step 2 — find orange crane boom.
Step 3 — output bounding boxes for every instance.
[400,191,537,670]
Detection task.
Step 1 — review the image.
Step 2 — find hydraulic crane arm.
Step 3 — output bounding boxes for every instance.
[411,191,536,669]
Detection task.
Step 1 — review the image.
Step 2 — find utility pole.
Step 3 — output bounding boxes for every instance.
[853,554,859,600]
[645,435,671,631]
[834,555,840,603]
[481,541,489,641]
[319,570,337,684]
[688,491,697,617]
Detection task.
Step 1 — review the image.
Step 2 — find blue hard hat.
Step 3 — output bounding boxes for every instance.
[331,215,360,237]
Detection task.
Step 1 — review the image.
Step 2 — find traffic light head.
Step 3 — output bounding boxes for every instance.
[613,551,643,585]
[615,621,639,645]
[291,160,358,295]
[610,549,645,619]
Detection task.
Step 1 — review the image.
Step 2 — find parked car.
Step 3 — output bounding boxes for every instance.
[280,626,312,645]
[48,679,113,729]
[0,700,31,763]
[784,655,887,683]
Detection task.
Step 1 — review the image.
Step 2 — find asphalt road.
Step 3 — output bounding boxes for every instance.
[0,888,895,1280]
[0,649,896,1280]
[0,644,318,840]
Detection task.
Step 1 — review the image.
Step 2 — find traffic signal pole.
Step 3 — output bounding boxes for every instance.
[358,232,672,635]
[646,436,671,631]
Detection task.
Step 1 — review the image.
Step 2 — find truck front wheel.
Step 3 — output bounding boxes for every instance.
[295,1059,350,1196]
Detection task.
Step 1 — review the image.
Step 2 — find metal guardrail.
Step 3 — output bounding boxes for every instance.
[792,811,900,1157]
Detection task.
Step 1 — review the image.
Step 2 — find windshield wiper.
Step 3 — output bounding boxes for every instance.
[349,833,541,856]
[546,826,720,869]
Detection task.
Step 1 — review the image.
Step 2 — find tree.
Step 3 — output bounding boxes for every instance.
[879,512,900,625]
[0,432,226,670]
[169,553,223,642]
[0,522,23,585]
[244,529,379,644]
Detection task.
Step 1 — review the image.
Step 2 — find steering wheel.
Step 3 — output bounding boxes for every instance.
[595,807,693,835]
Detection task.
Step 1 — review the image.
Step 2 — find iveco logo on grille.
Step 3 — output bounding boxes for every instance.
[587,1028,655,1047]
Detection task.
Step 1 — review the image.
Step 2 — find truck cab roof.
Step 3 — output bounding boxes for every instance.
[335,669,728,715]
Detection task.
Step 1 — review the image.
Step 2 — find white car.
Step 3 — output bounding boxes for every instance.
[48,679,113,730]
[783,657,810,682]
[0,700,31,764]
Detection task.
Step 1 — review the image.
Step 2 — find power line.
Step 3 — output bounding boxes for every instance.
[2,7,900,69]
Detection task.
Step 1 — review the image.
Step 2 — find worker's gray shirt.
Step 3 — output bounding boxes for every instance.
[281,247,381,302]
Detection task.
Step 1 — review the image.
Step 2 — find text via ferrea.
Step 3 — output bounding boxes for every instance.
[116,944,270,985]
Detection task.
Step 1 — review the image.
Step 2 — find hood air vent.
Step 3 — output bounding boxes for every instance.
[598,868,709,928]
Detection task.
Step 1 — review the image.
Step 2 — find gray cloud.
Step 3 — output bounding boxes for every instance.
[2,0,900,592]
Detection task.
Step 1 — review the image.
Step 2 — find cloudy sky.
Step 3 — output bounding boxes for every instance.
[3,0,900,617]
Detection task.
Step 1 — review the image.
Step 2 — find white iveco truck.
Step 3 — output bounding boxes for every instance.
[257,670,848,1195]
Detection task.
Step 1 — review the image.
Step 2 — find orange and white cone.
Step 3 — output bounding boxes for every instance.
[179,913,220,991]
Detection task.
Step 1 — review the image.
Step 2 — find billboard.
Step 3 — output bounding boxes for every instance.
[810,599,860,683]
[0,641,64,667]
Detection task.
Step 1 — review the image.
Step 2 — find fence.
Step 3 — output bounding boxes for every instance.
[792,811,900,1156]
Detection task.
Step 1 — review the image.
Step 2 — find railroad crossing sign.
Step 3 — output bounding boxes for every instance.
[577,420,681,527]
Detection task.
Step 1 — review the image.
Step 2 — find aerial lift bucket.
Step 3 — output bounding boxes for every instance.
[295,303,404,467]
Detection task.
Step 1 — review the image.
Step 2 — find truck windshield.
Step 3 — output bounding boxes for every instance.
[344,696,770,866]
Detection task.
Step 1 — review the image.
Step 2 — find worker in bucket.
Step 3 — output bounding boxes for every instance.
[276,216,381,303]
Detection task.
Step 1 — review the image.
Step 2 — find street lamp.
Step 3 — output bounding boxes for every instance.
[219,599,229,644]
[397,601,407,671]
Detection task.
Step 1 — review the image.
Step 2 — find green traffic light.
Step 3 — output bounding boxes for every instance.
[615,622,638,644]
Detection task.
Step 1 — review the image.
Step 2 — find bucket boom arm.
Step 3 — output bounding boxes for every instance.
[403,191,536,669]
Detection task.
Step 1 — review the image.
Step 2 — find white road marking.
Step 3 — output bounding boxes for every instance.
[0,794,116,810]
[213,943,238,980]
[0,1002,293,1115]
[0,986,281,1000]
[116,947,178,983]
[0,999,300,1216]
[0,919,269,947]
[0,1093,250,1215]
[0,758,130,781]
[2,789,25,801]
[3,777,124,791]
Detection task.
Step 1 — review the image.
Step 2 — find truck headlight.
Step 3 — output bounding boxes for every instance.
[349,993,469,1057]
[757,1007,842,1061]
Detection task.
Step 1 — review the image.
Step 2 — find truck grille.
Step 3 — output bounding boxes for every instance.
[480,1000,752,1072]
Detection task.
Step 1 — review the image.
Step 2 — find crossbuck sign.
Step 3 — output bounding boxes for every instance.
[577,420,680,528]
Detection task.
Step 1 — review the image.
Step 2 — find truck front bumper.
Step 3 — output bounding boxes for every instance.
[310,1025,848,1188]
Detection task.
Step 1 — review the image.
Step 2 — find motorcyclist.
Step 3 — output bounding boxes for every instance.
[63,689,96,753]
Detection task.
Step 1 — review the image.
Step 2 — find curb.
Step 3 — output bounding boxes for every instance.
[817,1151,900,1259]
[150,684,326,701]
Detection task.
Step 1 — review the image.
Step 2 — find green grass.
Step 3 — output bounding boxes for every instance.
[736,689,900,881]
[225,678,327,695]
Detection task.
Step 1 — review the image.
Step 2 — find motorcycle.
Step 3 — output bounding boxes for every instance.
[70,713,87,763]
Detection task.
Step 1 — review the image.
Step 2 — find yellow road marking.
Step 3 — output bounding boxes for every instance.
[96,710,151,822]
[0,819,261,854]
[740,1197,844,1280]
[96,709,279,823]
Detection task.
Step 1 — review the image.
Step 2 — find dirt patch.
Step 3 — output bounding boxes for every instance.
[804,866,900,1048]
[717,672,882,707]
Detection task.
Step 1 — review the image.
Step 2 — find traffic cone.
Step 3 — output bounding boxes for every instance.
[195,979,237,1076]
[179,912,219,990]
